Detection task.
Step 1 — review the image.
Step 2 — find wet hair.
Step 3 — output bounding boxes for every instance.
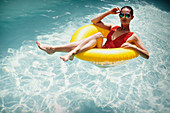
[121,6,133,16]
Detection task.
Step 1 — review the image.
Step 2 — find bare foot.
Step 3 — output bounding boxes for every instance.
[60,54,74,61]
[36,41,55,54]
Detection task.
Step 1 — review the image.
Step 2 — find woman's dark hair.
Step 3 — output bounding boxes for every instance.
[121,6,133,16]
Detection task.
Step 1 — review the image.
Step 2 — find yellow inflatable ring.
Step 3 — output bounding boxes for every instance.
[70,24,139,65]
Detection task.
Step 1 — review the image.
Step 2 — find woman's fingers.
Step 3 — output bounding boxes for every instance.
[121,43,131,48]
[109,7,120,14]
[118,7,121,11]
[116,7,121,13]
[114,7,120,14]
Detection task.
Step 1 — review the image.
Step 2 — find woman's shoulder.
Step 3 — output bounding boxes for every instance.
[131,33,139,38]
[110,25,120,29]
[128,32,141,41]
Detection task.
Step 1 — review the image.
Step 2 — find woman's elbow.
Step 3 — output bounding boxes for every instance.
[146,54,149,59]
[144,51,149,59]
[139,50,149,59]
[91,19,96,24]
[141,54,149,59]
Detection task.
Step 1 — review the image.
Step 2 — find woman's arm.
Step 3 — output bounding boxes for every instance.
[121,34,149,59]
[91,7,120,30]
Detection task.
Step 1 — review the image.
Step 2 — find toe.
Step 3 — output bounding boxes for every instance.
[36,41,40,46]
[60,56,65,61]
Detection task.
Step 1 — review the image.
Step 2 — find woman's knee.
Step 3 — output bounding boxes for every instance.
[95,32,103,38]
[86,32,103,41]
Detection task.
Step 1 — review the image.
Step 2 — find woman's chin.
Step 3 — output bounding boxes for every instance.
[121,22,129,25]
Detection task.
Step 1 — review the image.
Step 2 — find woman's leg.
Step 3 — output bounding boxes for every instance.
[36,32,103,61]
[60,32,103,61]
[36,39,85,54]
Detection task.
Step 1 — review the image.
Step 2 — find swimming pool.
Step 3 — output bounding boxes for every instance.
[0,0,170,113]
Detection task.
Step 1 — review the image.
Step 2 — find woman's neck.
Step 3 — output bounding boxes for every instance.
[121,24,130,31]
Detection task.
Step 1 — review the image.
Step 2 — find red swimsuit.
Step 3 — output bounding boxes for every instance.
[102,26,134,48]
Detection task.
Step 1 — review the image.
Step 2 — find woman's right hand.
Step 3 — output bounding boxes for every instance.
[109,7,121,14]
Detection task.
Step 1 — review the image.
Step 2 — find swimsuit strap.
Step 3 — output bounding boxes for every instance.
[121,32,134,42]
[111,26,120,31]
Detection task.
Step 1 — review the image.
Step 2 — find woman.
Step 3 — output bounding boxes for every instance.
[36,6,149,61]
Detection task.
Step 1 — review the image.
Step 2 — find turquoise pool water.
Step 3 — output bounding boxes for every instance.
[0,0,170,113]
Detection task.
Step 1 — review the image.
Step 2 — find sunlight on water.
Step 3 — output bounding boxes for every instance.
[0,0,170,113]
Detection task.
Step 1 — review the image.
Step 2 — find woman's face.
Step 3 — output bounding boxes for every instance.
[119,8,134,25]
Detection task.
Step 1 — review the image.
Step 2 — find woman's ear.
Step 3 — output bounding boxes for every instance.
[131,15,134,20]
